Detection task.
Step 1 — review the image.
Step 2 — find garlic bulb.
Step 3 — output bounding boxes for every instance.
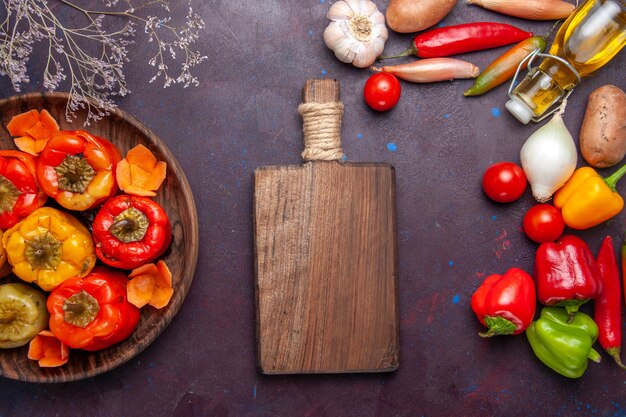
[323,0,388,68]
[520,113,577,202]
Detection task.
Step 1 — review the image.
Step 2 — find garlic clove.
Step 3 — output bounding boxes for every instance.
[352,44,377,68]
[362,0,378,16]
[328,1,355,21]
[333,37,359,63]
[323,22,346,49]
[344,0,363,13]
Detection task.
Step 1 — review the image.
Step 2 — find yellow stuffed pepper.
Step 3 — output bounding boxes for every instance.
[2,207,96,291]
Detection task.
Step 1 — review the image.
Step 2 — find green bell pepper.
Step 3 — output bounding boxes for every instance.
[526,306,601,378]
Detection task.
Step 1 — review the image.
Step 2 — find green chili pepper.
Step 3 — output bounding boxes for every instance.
[464,36,546,97]
[526,306,601,378]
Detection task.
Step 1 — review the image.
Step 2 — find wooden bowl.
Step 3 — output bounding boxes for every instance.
[0,93,199,382]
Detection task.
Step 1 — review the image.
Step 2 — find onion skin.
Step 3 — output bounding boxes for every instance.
[371,58,479,83]
[467,0,575,20]
[520,113,577,203]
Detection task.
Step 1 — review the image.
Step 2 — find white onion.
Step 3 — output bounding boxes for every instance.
[520,113,577,202]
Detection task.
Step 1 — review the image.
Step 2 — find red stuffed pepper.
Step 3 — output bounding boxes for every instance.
[471,267,536,337]
[47,267,140,351]
[535,235,602,318]
[0,150,47,229]
[92,195,172,269]
[36,130,121,211]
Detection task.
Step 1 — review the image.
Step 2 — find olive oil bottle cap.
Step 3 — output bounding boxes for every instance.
[505,97,534,124]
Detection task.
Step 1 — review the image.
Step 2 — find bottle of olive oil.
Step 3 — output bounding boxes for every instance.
[506,0,625,124]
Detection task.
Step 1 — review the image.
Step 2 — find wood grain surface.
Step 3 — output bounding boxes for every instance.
[0,93,199,382]
[254,80,399,374]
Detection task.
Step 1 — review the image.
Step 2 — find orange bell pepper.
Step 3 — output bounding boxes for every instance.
[553,164,626,230]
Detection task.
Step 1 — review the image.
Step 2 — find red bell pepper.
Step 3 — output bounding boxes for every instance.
[535,235,602,318]
[36,130,121,211]
[92,195,172,269]
[596,236,626,369]
[380,22,533,60]
[47,267,140,351]
[0,150,47,229]
[471,267,536,337]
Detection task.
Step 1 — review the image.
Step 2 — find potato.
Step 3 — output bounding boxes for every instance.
[579,85,626,168]
[386,0,457,34]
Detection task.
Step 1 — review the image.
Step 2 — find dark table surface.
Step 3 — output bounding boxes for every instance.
[1,1,625,416]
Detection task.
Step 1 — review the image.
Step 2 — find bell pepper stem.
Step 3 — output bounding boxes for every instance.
[588,347,602,363]
[604,163,626,192]
[606,347,626,370]
[377,45,417,61]
[478,315,517,337]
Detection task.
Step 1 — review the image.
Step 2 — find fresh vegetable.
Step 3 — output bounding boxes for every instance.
[526,306,601,379]
[372,58,479,83]
[0,283,48,349]
[2,207,97,291]
[363,72,401,112]
[92,195,172,269]
[47,267,140,351]
[36,130,121,211]
[27,330,69,367]
[379,22,533,60]
[385,0,456,33]
[464,36,546,97]
[471,268,536,337]
[553,164,626,230]
[115,144,167,197]
[0,150,47,229]
[579,85,626,168]
[127,260,174,309]
[467,0,575,20]
[481,161,527,203]
[534,235,602,317]
[595,236,626,369]
[522,204,564,243]
[7,109,60,156]
[323,0,388,68]
[520,111,577,202]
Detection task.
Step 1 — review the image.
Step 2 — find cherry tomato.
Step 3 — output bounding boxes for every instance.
[482,162,527,203]
[364,73,401,112]
[523,204,565,243]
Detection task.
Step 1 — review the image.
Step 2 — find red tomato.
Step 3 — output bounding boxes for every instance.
[482,162,527,203]
[364,73,401,112]
[523,204,565,243]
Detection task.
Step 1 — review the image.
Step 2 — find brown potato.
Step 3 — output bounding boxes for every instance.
[579,85,626,168]
[386,0,457,33]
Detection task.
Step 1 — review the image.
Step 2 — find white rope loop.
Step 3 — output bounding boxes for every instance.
[298,102,344,162]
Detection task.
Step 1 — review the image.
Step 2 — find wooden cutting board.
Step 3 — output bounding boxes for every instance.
[254,79,399,374]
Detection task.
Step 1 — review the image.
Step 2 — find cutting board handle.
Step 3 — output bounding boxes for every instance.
[299,79,344,162]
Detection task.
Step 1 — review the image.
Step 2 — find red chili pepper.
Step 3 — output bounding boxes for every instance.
[471,267,536,337]
[92,195,172,269]
[0,150,47,229]
[597,236,626,369]
[535,235,602,319]
[379,22,533,60]
[47,267,140,351]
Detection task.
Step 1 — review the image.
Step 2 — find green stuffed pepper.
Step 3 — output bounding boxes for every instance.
[0,283,49,348]
[526,306,601,378]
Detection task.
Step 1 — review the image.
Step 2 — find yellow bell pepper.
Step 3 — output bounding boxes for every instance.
[554,164,626,230]
[2,207,96,291]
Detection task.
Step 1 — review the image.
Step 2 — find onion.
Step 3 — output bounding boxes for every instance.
[371,58,479,83]
[520,111,577,202]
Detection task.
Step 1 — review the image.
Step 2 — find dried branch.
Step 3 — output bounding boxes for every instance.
[0,0,207,124]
